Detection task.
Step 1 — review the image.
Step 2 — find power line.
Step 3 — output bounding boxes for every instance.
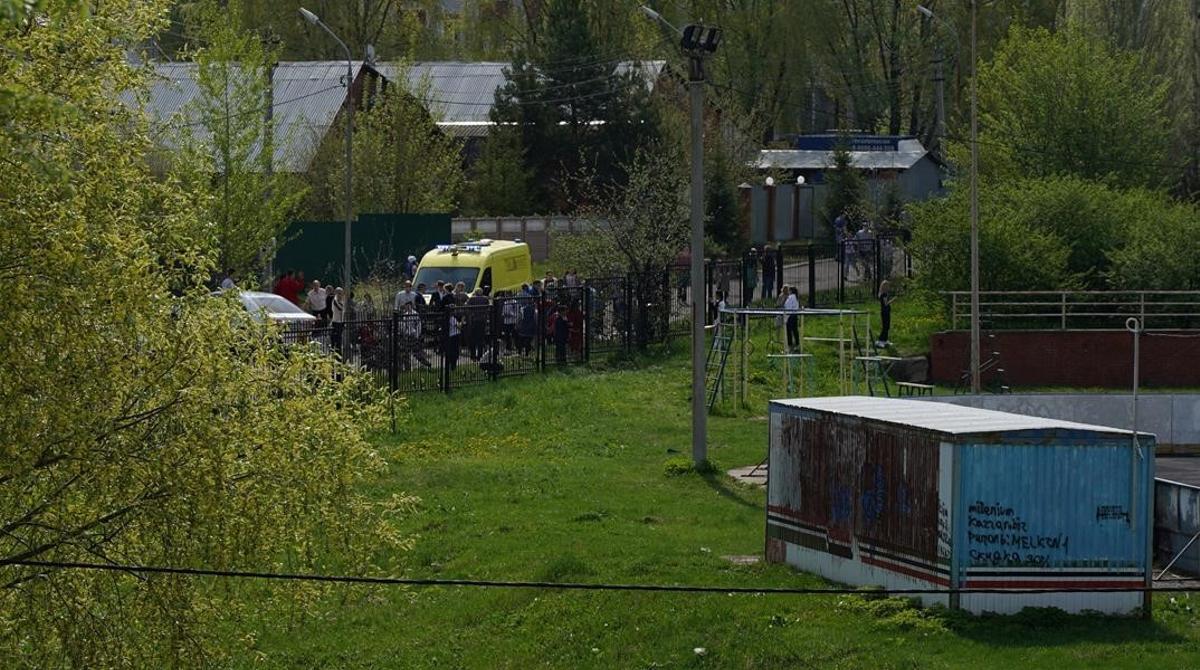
[6,559,1191,596]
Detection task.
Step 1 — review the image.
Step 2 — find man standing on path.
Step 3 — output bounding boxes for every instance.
[761,246,775,300]
[742,249,758,305]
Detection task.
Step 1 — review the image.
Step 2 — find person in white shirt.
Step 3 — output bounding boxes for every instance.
[394,280,418,312]
[398,302,431,369]
[306,280,328,321]
[445,310,461,371]
[783,286,801,350]
[501,295,520,351]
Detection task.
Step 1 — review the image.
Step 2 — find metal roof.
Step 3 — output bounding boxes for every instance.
[754,138,928,171]
[377,60,667,137]
[133,61,363,173]
[771,396,1144,439]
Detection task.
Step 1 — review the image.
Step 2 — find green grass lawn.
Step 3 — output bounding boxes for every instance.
[241,321,1200,668]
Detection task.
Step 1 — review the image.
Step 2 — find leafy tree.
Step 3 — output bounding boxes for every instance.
[188,0,307,278]
[908,180,1073,293]
[964,25,1173,188]
[554,143,689,278]
[309,72,464,217]
[0,3,408,666]
[909,174,1200,292]
[464,126,535,216]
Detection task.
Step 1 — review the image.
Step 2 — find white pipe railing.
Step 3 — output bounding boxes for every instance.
[943,290,1200,330]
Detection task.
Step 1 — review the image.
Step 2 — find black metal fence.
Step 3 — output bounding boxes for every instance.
[283,239,909,393]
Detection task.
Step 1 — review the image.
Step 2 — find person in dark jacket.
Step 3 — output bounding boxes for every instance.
[761,246,776,300]
[466,288,490,360]
[551,307,570,363]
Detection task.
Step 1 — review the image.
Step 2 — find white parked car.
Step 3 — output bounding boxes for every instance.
[226,290,317,326]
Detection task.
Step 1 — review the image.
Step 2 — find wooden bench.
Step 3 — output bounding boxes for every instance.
[896,382,935,397]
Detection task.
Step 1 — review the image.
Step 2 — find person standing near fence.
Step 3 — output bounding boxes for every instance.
[445,309,461,372]
[394,281,419,312]
[399,302,431,370]
[306,280,328,324]
[330,287,345,349]
[466,288,489,361]
[742,250,758,305]
[414,283,429,312]
[761,246,775,300]
[517,287,537,356]
[552,307,570,363]
[876,279,894,349]
[501,294,519,352]
[784,286,801,350]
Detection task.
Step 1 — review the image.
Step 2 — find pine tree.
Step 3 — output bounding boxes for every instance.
[466,127,534,216]
[822,137,867,235]
[493,0,661,212]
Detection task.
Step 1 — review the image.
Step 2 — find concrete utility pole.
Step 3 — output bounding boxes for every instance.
[639,6,721,467]
[918,2,979,393]
[969,0,980,394]
[300,7,354,359]
[932,45,945,158]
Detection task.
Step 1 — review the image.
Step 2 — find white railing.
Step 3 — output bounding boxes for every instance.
[944,290,1200,330]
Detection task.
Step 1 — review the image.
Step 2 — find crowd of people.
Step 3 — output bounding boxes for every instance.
[272,269,347,346]
[389,277,589,373]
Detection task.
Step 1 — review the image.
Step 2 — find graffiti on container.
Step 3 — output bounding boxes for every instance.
[936,501,952,559]
[830,485,853,525]
[966,500,1070,566]
[860,464,886,525]
[1096,505,1130,523]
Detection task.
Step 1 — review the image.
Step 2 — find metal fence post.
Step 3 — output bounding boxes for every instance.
[807,244,816,308]
[624,276,633,352]
[584,285,592,362]
[878,237,888,297]
[389,312,398,393]
[838,241,846,304]
[440,309,451,393]
[705,258,714,305]
[1061,292,1067,330]
[489,301,500,381]
[777,245,785,298]
[538,296,546,372]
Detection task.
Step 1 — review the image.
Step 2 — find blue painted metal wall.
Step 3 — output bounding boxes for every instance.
[956,441,1152,573]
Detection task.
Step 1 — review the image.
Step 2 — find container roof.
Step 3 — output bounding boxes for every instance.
[771,396,1147,440]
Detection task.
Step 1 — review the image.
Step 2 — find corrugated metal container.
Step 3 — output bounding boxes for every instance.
[766,396,1154,615]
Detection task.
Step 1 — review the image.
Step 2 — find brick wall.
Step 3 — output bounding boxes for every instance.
[930,330,1200,388]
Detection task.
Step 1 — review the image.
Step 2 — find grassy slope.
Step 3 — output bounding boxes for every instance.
[248,297,1200,668]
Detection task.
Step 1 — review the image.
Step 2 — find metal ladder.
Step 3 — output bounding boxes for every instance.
[705,311,736,410]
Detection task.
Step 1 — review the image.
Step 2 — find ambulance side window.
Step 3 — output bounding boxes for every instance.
[481,268,492,294]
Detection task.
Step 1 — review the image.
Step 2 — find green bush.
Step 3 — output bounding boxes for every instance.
[911,175,1200,291]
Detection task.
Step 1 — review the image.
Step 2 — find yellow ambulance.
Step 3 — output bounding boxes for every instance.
[414,239,532,296]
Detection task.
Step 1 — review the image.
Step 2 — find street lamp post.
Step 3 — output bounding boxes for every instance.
[640,6,721,467]
[918,3,980,394]
[300,7,354,358]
